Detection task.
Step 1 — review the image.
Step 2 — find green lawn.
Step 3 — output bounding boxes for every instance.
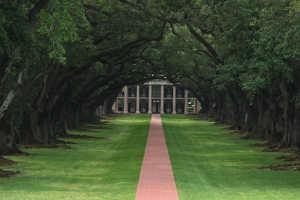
[162,114,300,200]
[0,114,151,200]
[2,114,300,200]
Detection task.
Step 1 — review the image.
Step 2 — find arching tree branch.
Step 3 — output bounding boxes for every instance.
[118,0,184,23]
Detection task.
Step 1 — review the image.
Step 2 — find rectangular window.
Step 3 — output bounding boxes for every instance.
[141,88,147,97]
[176,103,183,113]
[130,103,136,112]
[176,88,183,98]
[141,103,146,112]
[166,88,172,98]
[152,86,161,97]
[130,87,136,97]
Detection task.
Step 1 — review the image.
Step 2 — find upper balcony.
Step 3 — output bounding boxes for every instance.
[117,86,192,99]
[152,92,161,98]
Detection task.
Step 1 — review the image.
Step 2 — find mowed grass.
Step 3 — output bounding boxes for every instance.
[162,114,300,200]
[1,114,151,200]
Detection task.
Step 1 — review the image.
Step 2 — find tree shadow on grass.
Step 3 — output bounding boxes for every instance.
[84,125,110,130]
[0,157,20,178]
[67,123,111,133]
[250,145,300,171]
[59,133,106,140]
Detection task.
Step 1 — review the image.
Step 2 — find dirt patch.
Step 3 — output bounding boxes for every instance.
[229,130,244,134]
[275,155,300,162]
[248,143,268,147]
[263,146,300,154]
[218,124,232,129]
[259,164,300,171]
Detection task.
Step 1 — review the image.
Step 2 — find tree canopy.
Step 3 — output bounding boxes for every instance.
[1,0,300,155]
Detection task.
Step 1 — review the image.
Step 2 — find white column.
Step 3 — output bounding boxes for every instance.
[114,98,118,112]
[172,86,176,114]
[148,85,152,114]
[193,98,197,113]
[112,102,115,111]
[136,85,140,113]
[160,85,164,114]
[124,86,128,114]
[197,100,201,112]
[184,90,189,114]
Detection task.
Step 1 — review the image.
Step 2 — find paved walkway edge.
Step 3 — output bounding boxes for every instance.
[135,114,179,200]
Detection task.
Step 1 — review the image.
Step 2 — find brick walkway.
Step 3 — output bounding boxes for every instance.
[135,114,179,200]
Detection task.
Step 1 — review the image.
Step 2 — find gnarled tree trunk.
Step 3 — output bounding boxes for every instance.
[0,119,22,155]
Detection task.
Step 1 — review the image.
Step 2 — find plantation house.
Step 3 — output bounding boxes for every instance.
[113,79,200,114]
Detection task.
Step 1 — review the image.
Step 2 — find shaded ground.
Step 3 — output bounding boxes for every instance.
[0,157,20,178]
[1,131,105,178]
[59,133,105,139]
[19,133,105,150]
[189,114,214,121]
[248,142,300,171]
[260,146,300,170]
[18,139,73,149]
[189,114,300,171]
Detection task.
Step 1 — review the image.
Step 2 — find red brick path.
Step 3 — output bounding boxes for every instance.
[135,114,179,200]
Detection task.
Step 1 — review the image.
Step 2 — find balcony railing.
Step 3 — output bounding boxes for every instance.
[152,93,161,98]
[118,92,192,98]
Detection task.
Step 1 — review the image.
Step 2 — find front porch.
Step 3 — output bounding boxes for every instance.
[125,99,187,114]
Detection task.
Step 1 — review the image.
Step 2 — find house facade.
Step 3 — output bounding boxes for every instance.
[113,79,200,114]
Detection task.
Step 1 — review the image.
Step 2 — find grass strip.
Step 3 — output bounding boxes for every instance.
[162,114,300,200]
[0,114,150,200]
